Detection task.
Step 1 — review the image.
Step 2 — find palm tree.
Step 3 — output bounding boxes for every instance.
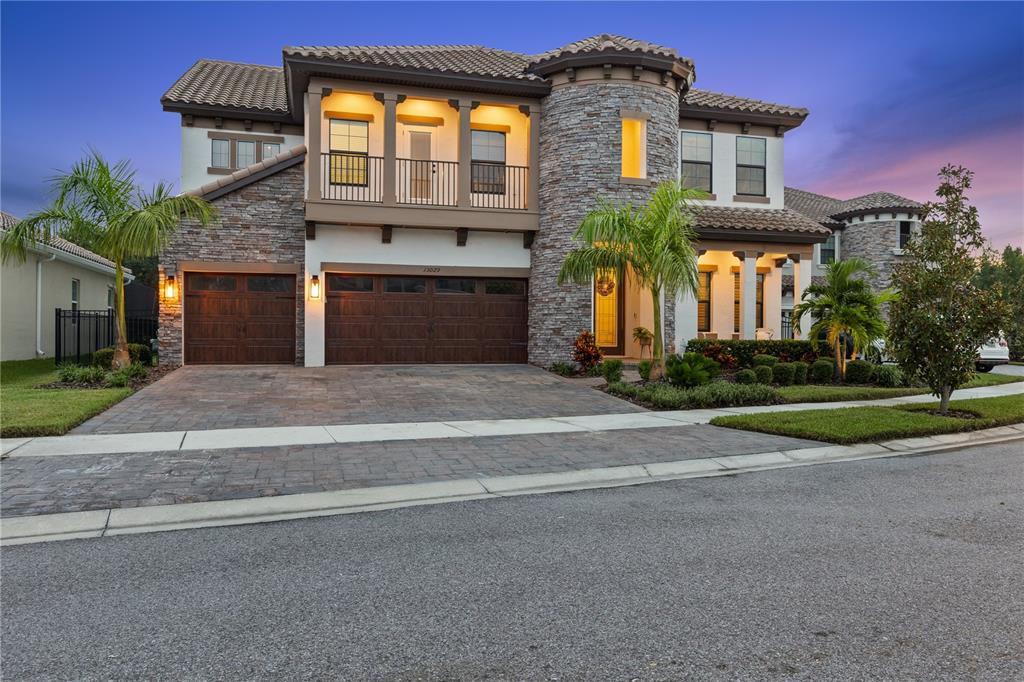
[1,151,216,369]
[792,257,892,381]
[558,181,703,379]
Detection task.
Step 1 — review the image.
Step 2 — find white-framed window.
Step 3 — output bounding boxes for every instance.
[71,278,80,323]
[471,129,506,194]
[681,131,712,192]
[211,139,230,168]
[736,136,766,196]
[899,221,913,249]
[328,119,370,186]
[621,116,647,179]
[262,142,280,159]
[820,233,838,265]
[107,285,115,311]
[236,140,256,168]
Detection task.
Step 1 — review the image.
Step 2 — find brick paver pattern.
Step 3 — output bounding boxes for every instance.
[72,365,644,434]
[1,425,818,517]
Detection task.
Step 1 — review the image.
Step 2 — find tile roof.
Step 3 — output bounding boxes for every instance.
[284,44,540,82]
[529,33,691,67]
[692,205,833,238]
[682,89,808,118]
[781,274,825,292]
[162,59,289,113]
[784,187,844,225]
[834,191,922,216]
[0,211,120,271]
[186,144,306,200]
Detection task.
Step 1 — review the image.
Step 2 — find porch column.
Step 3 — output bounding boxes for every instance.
[377,92,403,206]
[791,253,813,339]
[455,99,476,208]
[739,251,757,340]
[675,252,699,350]
[305,89,322,201]
[524,103,540,211]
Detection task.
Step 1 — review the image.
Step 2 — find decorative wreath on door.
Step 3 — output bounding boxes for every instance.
[595,276,615,297]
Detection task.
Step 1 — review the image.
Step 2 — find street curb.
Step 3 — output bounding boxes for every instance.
[3,427,1022,546]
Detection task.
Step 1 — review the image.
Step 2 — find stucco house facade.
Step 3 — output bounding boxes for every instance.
[0,211,126,361]
[158,34,835,368]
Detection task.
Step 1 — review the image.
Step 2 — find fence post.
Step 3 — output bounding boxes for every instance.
[55,308,62,364]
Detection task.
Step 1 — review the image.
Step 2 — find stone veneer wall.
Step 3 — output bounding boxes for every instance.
[158,164,306,366]
[839,219,903,293]
[530,80,680,366]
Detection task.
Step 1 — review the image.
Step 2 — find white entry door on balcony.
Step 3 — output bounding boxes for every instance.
[409,130,432,201]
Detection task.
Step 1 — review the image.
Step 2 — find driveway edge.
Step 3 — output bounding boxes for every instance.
[3,426,1022,546]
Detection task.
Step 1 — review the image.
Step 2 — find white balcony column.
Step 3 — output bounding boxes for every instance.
[737,250,758,340]
[306,89,323,201]
[522,103,541,211]
[675,251,701,350]
[451,98,478,207]
[791,252,813,339]
[376,92,403,206]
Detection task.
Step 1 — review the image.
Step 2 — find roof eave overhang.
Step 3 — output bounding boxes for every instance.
[528,51,693,81]
[695,227,830,244]
[830,206,923,221]
[162,100,292,123]
[680,105,807,130]
[284,56,551,122]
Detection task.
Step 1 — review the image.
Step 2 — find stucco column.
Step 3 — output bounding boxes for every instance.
[675,253,699,350]
[740,252,757,340]
[791,253,813,339]
[306,90,322,201]
[456,99,474,208]
[380,93,401,206]
[525,103,540,212]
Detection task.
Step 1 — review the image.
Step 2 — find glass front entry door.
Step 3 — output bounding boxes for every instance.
[594,268,624,354]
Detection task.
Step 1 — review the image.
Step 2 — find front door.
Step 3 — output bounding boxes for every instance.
[594,268,624,355]
[409,130,433,201]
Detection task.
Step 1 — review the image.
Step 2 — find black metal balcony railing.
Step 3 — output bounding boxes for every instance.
[321,153,384,203]
[470,163,528,210]
[396,158,458,206]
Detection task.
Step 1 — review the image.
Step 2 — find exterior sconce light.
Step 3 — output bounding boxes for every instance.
[164,275,177,301]
[309,274,321,299]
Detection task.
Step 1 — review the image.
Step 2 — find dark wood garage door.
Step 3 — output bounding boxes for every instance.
[184,272,296,364]
[325,274,527,364]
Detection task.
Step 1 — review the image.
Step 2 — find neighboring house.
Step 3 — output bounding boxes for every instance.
[783,188,923,328]
[0,211,128,361]
[159,34,833,367]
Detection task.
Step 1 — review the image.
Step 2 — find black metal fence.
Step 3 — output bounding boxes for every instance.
[55,309,157,365]
[780,310,794,340]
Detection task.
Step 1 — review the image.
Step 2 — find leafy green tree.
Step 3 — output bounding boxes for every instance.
[977,245,1024,360]
[888,165,1007,414]
[1,151,216,368]
[558,181,702,380]
[792,257,891,381]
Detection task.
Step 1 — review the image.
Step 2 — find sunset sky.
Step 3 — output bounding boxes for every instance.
[2,1,1021,247]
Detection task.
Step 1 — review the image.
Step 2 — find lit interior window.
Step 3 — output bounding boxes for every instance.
[621,118,646,179]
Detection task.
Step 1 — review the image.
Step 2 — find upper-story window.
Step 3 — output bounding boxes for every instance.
[621,116,647,179]
[820,233,837,265]
[680,132,712,193]
[236,141,256,168]
[899,221,913,249]
[262,142,280,159]
[329,119,369,186]
[736,137,766,196]
[211,139,230,169]
[471,130,506,194]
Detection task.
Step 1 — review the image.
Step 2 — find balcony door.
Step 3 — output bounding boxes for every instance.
[407,128,433,202]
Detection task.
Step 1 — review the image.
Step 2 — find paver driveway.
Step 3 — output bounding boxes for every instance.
[71,365,644,434]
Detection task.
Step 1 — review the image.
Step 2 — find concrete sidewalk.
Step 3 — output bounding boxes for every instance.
[5,379,1022,459]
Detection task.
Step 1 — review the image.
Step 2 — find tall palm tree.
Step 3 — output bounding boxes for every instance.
[558,181,703,379]
[792,257,891,381]
[1,151,216,369]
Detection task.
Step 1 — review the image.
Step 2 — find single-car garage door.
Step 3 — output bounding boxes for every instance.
[325,274,527,364]
[184,272,296,364]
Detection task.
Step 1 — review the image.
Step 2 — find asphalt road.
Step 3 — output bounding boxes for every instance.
[3,441,1022,681]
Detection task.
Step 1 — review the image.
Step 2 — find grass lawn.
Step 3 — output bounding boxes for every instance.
[777,371,1021,403]
[710,394,1024,444]
[1,358,132,438]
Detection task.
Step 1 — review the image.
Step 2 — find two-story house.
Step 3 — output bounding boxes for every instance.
[158,34,831,367]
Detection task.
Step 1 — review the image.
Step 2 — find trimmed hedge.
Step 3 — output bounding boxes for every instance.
[792,361,809,385]
[686,339,827,369]
[753,354,778,367]
[607,380,779,410]
[773,362,796,386]
[754,365,774,384]
[810,359,836,384]
[872,364,904,388]
[92,343,152,369]
[735,369,757,385]
[844,359,875,384]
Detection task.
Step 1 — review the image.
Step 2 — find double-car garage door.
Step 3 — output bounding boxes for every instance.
[182,271,527,365]
[325,274,528,364]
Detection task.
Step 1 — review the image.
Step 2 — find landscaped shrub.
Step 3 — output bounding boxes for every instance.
[91,348,114,369]
[844,359,875,384]
[873,364,905,388]
[792,361,809,385]
[605,379,779,410]
[550,361,575,377]
[665,352,720,388]
[91,343,153,369]
[810,358,836,384]
[772,362,796,386]
[572,330,603,372]
[754,365,774,384]
[735,369,757,385]
[105,363,147,388]
[752,354,778,367]
[637,359,653,382]
[56,363,106,385]
[686,339,827,367]
[600,359,624,383]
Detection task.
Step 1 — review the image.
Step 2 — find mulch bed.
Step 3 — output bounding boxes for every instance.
[39,364,177,391]
[914,408,980,420]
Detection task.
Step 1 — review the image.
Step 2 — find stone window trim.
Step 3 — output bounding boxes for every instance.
[732,195,770,204]
[619,176,655,186]
[619,108,651,121]
[207,131,286,174]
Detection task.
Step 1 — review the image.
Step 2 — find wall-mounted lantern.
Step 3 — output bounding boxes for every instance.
[309,274,321,300]
[164,275,177,301]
